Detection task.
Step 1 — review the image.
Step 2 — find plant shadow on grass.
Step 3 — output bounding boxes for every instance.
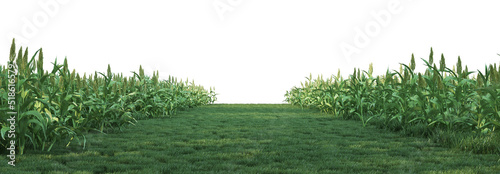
[1,104,499,173]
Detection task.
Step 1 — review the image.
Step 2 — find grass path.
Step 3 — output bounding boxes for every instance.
[2,104,499,173]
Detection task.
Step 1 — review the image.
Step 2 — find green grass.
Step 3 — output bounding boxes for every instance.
[1,104,499,173]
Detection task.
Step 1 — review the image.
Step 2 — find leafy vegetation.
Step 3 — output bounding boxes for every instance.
[285,48,500,154]
[0,39,216,155]
[1,104,498,173]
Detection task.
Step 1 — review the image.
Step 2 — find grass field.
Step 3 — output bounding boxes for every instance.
[1,104,499,173]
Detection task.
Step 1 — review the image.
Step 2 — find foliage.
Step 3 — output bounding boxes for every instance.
[285,48,500,154]
[0,39,216,154]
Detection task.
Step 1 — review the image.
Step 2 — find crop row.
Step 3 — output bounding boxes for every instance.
[0,39,216,155]
[285,48,500,154]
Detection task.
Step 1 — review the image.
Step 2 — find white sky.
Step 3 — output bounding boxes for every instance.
[1,0,500,103]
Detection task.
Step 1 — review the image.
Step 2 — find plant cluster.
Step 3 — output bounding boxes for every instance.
[285,48,500,154]
[0,39,216,154]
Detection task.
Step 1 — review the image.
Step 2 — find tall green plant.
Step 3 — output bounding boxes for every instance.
[286,48,500,154]
[1,39,217,154]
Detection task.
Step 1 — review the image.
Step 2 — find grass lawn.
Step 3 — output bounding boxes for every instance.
[1,104,499,173]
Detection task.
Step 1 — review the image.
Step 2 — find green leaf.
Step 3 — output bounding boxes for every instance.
[1,126,10,140]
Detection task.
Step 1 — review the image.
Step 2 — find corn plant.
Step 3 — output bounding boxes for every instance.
[1,39,216,154]
[286,48,500,153]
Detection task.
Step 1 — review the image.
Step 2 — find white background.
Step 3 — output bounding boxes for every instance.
[1,0,499,103]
